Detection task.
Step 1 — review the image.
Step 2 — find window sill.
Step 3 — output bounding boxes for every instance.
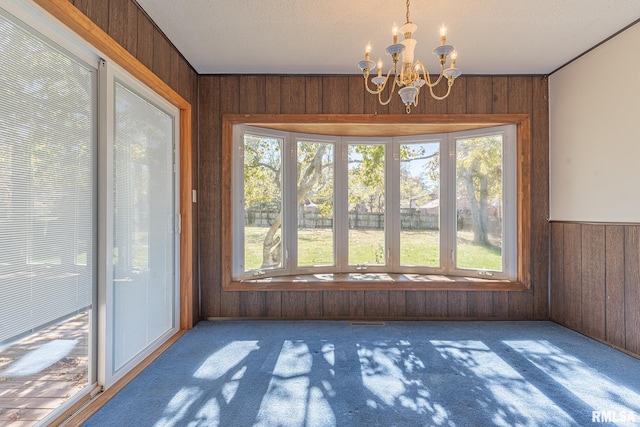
[225,273,529,292]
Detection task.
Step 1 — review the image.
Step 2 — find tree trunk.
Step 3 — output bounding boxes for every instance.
[261,145,328,268]
[261,212,282,268]
[462,164,490,246]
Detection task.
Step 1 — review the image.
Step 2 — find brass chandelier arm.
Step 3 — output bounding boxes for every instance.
[427,78,455,101]
[415,62,446,88]
[363,66,398,100]
[363,75,383,95]
[378,83,396,105]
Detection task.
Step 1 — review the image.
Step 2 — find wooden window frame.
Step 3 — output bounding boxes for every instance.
[222,114,531,292]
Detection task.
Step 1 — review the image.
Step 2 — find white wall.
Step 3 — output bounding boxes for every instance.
[549,23,640,222]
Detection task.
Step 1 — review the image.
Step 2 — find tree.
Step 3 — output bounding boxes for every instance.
[243,135,283,268]
[243,137,446,268]
[456,136,502,246]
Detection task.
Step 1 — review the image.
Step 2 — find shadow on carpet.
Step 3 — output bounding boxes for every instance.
[83,321,640,427]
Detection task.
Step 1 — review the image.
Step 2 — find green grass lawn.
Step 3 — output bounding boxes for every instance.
[244,226,502,271]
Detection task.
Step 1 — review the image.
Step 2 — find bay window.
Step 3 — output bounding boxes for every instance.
[231,122,517,284]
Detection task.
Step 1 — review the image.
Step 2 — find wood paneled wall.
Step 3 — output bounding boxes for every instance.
[198,75,550,320]
[550,222,640,358]
[67,0,200,324]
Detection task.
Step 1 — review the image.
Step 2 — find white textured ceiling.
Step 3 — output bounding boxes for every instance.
[135,0,640,75]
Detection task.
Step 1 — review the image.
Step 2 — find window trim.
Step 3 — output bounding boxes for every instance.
[222,114,531,292]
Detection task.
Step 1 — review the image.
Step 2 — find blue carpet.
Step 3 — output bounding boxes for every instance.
[83,321,640,426]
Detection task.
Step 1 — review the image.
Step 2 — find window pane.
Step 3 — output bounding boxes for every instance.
[113,82,175,370]
[0,10,94,422]
[348,144,385,266]
[243,135,283,271]
[455,135,503,271]
[400,142,440,267]
[297,141,334,267]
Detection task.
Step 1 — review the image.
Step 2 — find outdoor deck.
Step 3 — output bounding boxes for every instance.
[0,313,89,426]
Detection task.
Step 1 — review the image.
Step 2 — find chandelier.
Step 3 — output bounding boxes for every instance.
[357,0,461,113]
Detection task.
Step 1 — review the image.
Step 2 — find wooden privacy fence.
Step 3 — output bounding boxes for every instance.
[245,208,442,230]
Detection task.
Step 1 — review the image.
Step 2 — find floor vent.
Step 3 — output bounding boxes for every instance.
[350,321,386,327]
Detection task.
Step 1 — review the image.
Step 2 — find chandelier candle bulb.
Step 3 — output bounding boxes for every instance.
[365,43,371,61]
[440,25,446,45]
[451,50,457,67]
[393,24,398,43]
[377,58,383,77]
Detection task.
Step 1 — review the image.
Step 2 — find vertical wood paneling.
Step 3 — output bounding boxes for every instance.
[306,292,323,318]
[198,76,221,317]
[266,293,283,318]
[425,75,449,114]
[365,292,389,318]
[363,79,388,115]
[323,293,349,318]
[550,222,640,358]
[550,223,565,323]
[581,225,605,340]
[305,77,322,114]
[322,76,348,114]
[563,223,582,330]
[152,28,171,85]
[491,292,509,319]
[405,291,427,317]
[625,226,640,354]
[531,76,550,320]
[446,77,467,114]
[467,292,493,318]
[389,291,406,317]
[239,75,266,114]
[605,225,625,348]
[466,76,493,114]
[107,0,137,55]
[73,0,108,32]
[388,85,405,114]
[492,77,508,114]
[265,76,282,114]
[282,292,306,318]
[348,76,364,114]
[349,291,365,317]
[281,76,303,114]
[239,292,266,317]
[168,49,179,93]
[447,292,468,318]
[136,9,153,70]
[425,291,448,318]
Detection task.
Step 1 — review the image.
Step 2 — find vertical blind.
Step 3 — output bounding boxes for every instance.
[0,12,95,343]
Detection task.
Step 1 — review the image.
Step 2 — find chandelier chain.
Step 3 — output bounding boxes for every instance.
[406,0,411,23]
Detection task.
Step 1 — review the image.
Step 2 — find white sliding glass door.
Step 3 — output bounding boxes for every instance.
[109,77,179,376]
[0,5,97,424]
